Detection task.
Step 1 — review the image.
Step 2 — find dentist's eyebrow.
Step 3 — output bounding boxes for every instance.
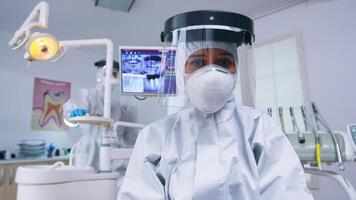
[188,54,207,58]
[218,52,234,56]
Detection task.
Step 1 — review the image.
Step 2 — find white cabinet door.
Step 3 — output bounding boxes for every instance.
[0,165,6,200]
[5,164,17,200]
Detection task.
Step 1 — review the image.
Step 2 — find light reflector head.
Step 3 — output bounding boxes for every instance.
[27,32,60,61]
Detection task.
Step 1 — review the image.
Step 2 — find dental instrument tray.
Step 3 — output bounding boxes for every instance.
[68,116,113,126]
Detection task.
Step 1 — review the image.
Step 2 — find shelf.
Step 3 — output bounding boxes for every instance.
[0,156,69,165]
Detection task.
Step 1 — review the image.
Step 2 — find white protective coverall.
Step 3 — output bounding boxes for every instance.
[117,40,314,199]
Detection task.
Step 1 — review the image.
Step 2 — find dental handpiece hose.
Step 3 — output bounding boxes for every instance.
[278,107,286,134]
[267,108,272,117]
[290,107,305,143]
[314,130,322,170]
[301,106,309,131]
[310,103,322,170]
[311,102,345,172]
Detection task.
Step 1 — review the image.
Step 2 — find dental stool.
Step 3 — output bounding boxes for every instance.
[15,162,119,200]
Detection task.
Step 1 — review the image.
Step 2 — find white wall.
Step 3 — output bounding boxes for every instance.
[254,0,356,199]
[0,68,83,151]
[0,30,167,152]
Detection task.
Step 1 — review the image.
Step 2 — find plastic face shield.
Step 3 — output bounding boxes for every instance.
[159,11,255,109]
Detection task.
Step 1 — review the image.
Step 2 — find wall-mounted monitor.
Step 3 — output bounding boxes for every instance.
[119,46,176,96]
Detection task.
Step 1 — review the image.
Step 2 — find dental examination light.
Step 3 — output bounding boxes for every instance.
[8,1,64,65]
[9,1,145,173]
[26,33,61,61]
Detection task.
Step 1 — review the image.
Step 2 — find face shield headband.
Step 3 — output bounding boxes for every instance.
[161,10,255,46]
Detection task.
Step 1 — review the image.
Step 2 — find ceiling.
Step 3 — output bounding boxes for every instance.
[0,0,306,53]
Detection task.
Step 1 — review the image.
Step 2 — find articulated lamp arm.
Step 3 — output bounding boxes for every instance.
[9,1,49,50]
[60,39,114,119]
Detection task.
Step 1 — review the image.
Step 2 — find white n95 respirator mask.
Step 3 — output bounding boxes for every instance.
[185,65,236,113]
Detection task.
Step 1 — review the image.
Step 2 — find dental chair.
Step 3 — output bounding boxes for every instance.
[15,131,356,200]
[15,121,138,200]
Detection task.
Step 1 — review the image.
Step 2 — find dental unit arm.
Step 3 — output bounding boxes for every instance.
[8,1,145,173]
[51,39,146,172]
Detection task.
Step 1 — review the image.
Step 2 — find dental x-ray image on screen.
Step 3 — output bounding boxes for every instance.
[119,46,176,95]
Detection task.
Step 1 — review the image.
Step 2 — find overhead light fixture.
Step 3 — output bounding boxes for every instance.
[8,1,65,65]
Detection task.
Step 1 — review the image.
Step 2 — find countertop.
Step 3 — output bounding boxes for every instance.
[0,156,69,165]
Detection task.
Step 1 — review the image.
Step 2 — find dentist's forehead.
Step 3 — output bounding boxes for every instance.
[188,48,235,56]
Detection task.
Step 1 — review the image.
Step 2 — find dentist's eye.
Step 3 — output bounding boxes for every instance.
[191,59,204,68]
[215,58,234,68]
[185,58,205,74]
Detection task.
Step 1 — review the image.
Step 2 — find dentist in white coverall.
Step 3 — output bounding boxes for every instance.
[118,10,313,200]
